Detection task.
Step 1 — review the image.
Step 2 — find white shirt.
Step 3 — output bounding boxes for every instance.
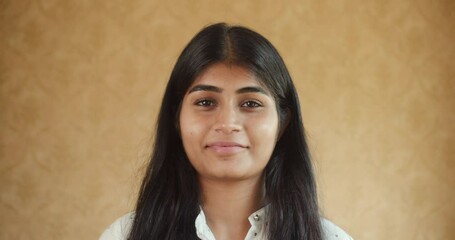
[100,207,353,240]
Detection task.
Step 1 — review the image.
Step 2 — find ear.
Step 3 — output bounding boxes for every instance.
[175,118,180,134]
[277,109,291,140]
[175,102,183,135]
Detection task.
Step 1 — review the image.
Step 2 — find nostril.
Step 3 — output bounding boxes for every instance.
[214,123,241,134]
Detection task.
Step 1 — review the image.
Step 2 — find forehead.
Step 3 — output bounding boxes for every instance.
[191,63,264,89]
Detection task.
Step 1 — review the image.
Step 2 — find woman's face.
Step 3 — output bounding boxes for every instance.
[179,63,280,181]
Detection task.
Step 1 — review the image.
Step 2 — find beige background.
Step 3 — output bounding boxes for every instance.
[1,0,454,239]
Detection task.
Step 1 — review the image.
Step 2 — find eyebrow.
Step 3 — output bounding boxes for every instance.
[188,84,222,93]
[188,84,270,96]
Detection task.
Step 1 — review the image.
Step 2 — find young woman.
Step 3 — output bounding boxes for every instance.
[100,23,353,240]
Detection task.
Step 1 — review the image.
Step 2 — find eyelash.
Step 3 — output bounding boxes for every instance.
[195,99,215,107]
[194,99,263,109]
[241,100,262,108]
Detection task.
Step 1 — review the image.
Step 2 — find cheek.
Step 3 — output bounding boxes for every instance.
[179,109,206,146]
[247,114,280,156]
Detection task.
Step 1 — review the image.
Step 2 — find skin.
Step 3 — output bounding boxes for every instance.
[179,63,280,240]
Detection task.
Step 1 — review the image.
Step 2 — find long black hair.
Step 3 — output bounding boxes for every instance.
[128,23,323,240]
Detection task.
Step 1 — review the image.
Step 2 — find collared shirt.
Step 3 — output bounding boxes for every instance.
[99,207,353,240]
[195,207,267,240]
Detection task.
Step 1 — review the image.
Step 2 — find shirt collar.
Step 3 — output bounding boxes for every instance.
[195,206,268,240]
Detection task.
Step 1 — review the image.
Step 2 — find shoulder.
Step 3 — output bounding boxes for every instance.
[320,218,353,240]
[99,212,135,240]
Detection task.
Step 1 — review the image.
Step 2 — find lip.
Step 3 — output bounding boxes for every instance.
[205,141,248,155]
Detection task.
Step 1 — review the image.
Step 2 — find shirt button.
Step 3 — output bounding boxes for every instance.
[253,214,260,221]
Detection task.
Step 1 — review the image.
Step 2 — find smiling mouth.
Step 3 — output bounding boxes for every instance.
[205,142,248,155]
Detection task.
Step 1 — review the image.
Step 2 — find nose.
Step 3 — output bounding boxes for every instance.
[214,105,241,134]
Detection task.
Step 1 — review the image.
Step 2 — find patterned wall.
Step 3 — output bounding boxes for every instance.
[1,0,454,239]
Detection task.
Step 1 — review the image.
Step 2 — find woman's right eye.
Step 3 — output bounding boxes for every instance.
[195,99,215,107]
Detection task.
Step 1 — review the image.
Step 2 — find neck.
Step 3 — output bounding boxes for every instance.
[199,175,265,240]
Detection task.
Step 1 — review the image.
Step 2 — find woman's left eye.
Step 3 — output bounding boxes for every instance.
[241,100,262,108]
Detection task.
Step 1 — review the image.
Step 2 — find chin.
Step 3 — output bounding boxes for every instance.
[206,169,262,181]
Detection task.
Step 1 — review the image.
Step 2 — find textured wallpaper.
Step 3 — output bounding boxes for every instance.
[1,0,454,239]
